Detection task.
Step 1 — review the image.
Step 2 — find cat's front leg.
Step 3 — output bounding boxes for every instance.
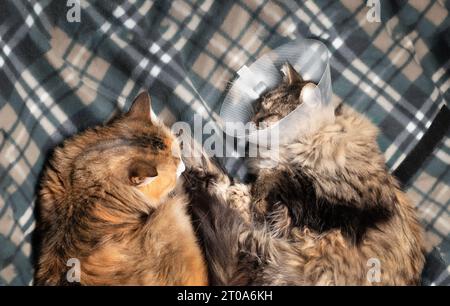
[226,183,252,223]
[250,169,281,222]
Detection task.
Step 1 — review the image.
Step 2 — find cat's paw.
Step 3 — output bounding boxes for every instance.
[183,164,230,199]
[226,184,252,223]
[183,167,215,191]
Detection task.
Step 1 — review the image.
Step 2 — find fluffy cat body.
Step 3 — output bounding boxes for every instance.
[35,93,207,285]
[186,64,425,285]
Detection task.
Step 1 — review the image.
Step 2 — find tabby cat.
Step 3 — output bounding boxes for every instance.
[35,92,207,285]
[185,63,425,285]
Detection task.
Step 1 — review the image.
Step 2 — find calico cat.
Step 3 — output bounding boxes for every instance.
[185,63,425,285]
[35,92,208,285]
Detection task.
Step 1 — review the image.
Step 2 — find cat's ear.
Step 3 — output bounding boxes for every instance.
[282,62,303,85]
[126,91,153,123]
[128,159,158,186]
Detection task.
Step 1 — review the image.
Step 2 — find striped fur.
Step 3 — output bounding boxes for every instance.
[186,65,425,285]
[35,92,207,285]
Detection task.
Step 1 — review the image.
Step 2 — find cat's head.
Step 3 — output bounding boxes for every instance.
[252,62,317,128]
[56,92,184,203]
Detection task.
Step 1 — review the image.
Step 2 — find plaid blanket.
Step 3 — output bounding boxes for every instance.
[0,0,449,285]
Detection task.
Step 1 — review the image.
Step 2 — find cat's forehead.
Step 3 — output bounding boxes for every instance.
[110,118,175,151]
[130,129,173,151]
[263,83,301,101]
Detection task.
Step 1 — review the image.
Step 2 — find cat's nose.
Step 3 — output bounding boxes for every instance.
[176,159,185,178]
